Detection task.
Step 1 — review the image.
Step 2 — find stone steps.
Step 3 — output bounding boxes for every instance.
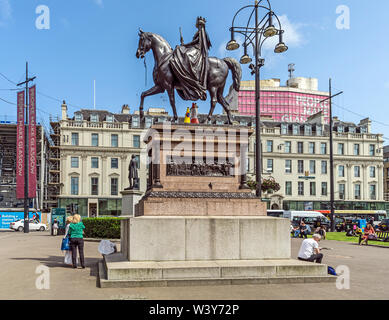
[98,254,336,288]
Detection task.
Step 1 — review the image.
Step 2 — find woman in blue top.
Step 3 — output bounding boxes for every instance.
[68,214,86,269]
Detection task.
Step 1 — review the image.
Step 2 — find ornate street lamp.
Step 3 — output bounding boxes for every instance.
[227,0,288,198]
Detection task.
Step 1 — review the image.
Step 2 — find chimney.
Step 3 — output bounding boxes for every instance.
[61,100,68,120]
[121,104,130,114]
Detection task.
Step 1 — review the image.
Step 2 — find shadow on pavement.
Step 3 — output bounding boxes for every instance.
[11,256,100,269]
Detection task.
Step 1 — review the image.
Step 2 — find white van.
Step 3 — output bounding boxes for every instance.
[283,211,326,221]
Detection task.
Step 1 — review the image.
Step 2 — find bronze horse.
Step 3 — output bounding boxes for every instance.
[136,30,241,124]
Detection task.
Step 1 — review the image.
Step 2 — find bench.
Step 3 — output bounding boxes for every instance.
[358,231,389,245]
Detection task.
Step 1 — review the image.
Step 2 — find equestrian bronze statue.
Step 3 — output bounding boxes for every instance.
[136,17,241,124]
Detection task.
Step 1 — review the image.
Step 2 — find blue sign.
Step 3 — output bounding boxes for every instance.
[0,212,40,230]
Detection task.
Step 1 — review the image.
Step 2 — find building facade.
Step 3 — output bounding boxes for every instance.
[238,77,330,124]
[383,145,389,201]
[50,101,388,217]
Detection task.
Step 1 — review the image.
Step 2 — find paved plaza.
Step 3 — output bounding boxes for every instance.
[0,230,388,300]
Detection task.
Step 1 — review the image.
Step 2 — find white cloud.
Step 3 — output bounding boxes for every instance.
[93,0,104,8]
[0,0,11,26]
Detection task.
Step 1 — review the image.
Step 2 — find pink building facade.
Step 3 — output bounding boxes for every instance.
[238,79,330,123]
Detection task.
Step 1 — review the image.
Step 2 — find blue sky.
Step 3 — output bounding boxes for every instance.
[0,0,389,140]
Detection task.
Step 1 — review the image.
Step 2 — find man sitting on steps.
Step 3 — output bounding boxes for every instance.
[297,234,323,264]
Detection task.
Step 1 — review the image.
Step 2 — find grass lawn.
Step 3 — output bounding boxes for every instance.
[303,232,389,247]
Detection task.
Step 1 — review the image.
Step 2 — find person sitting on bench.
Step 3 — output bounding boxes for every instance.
[359,224,376,246]
[298,234,323,264]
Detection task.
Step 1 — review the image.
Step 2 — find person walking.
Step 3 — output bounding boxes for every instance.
[63,216,74,266]
[68,214,86,269]
[52,218,59,236]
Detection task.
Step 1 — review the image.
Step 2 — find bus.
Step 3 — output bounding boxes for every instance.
[317,210,387,226]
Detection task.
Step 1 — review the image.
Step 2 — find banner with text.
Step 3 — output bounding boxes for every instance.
[28,85,37,198]
[16,91,25,199]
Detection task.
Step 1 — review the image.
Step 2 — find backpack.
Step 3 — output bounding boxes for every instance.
[328,266,337,276]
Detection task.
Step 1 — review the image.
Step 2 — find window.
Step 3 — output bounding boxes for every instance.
[339,184,345,200]
[92,133,99,147]
[298,160,304,174]
[285,141,291,153]
[355,184,361,200]
[267,159,273,173]
[370,185,376,200]
[106,115,114,123]
[90,114,99,122]
[339,165,345,177]
[349,127,356,133]
[308,142,315,154]
[310,182,316,196]
[111,178,118,196]
[320,143,327,155]
[71,133,79,146]
[285,160,292,173]
[321,161,327,174]
[298,182,304,196]
[316,125,323,136]
[71,157,79,168]
[309,160,316,174]
[75,113,83,122]
[304,125,312,136]
[134,155,140,169]
[293,124,300,135]
[369,145,375,156]
[111,158,119,169]
[132,116,140,128]
[360,126,367,134]
[354,166,360,178]
[370,166,376,178]
[354,144,360,156]
[91,178,99,196]
[267,141,273,153]
[91,157,99,169]
[111,134,118,147]
[337,125,344,133]
[338,143,344,155]
[71,177,79,195]
[133,135,141,148]
[281,124,288,135]
[145,117,153,128]
[322,182,328,196]
[285,181,292,196]
[297,142,304,154]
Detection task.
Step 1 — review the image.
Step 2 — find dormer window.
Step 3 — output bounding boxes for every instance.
[90,114,99,123]
[106,115,114,123]
[316,125,323,136]
[360,126,367,134]
[293,124,300,135]
[240,120,248,126]
[348,127,356,133]
[304,125,312,136]
[145,117,153,128]
[132,116,140,128]
[75,113,83,122]
[281,124,288,135]
[337,125,344,133]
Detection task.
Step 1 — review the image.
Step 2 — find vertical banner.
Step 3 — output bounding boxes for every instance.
[16,91,25,199]
[29,85,37,199]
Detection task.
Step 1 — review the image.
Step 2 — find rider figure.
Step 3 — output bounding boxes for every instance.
[170,17,212,102]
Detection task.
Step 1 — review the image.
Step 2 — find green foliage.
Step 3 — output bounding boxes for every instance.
[247,177,281,193]
[82,217,122,239]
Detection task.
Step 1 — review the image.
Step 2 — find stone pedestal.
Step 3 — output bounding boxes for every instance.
[121,190,143,216]
[98,124,335,287]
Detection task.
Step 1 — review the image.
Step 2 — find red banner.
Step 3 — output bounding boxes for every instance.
[28,85,37,198]
[16,91,25,199]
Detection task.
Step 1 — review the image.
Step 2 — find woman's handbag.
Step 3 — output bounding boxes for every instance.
[61,236,70,251]
[368,234,377,240]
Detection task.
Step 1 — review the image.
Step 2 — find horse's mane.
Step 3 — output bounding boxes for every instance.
[144,32,173,51]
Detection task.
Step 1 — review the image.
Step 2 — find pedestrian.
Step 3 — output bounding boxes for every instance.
[68,214,86,269]
[298,234,323,263]
[52,218,59,236]
[63,216,74,266]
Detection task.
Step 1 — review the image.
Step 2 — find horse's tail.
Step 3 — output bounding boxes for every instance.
[223,57,241,92]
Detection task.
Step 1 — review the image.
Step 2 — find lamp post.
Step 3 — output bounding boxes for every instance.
[227,0,288,198]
